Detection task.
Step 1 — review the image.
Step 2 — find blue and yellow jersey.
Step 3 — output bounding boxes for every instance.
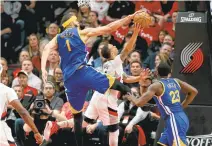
[57,27,88,81]
[153,78,184,120]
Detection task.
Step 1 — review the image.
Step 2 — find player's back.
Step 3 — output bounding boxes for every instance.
[57,27,88,81]
[153,78,184,120]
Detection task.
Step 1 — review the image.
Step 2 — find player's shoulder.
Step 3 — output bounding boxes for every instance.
[0,83,14,94]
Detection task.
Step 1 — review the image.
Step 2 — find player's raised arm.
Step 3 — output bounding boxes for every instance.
[120,23,142,61]
[175,78,198,108]
[41,36,58,84]
[80,10,143,38]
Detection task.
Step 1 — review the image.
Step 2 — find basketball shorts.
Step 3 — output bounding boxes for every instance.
[158,112,189,146]
[84,91,119,126]
[64,66,115,114]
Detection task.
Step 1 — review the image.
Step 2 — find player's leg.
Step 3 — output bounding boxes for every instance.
[157,127,169,146]
[107,124,119,146]
[64,76,89,146]
[173,113,189,146]
[84,92,99,124]
[82,66,131,95]
[165,114,187,146]
[97,97,119,146]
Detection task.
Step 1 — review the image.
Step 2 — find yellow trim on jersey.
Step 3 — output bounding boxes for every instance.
[172,139,186,146]
[173,78,181,89]
[105,74,115,94]
[77,27,86,44]
[66,40,72,51]
[155,81,165,98]
[157,142,167,146]
[69,103,82,114]
[62,16,77,28]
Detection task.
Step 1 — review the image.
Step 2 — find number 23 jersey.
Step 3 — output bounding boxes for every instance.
[153,78,184,120]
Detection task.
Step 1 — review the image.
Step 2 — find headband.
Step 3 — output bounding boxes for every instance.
[62,16,77,28]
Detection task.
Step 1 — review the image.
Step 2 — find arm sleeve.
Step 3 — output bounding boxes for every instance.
[129,108,149,125]
[117,102,125,121]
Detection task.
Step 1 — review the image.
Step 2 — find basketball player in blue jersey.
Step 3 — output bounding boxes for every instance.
[41,11,142,146]
[124,62,198,146]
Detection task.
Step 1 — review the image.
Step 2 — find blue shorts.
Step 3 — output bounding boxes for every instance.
[158,112,189,146]
[64,66,115,114]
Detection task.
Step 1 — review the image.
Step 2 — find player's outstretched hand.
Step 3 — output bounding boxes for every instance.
[140,68,151,80]
[123,92,134,102]
[34,133,43,144]
[133,23,143,33]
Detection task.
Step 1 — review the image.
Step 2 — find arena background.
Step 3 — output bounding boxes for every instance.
[1,1,212,146]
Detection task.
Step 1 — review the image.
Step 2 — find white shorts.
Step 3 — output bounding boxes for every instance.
[0,121,15,146]
[84,91,119,126]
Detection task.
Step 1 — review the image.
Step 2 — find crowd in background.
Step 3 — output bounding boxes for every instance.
[1,1,210,146]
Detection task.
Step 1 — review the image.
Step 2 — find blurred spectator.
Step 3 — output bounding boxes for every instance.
[163,11,178,39]
[90,0,110,22]
[3,1,25,51]
[106,1,135,22]
[1,2,15,63]
[17,70,38,97]
[143,42,172,70]
[78,4,91,25]
[39,23,60,56]
[163,34,175,61]
[148,30,168,55]
[161,1,178,20]
[134,1,162,15]
[139,15,164,47]
[17,82,63,146]
[110,15,131,50]
[19,0,37,36]
[24,33,40,57]
[6,85,24,137]
[124,50,141,75]
[160,0,178,20]
[12,59,42,92]
[12,50,31,78]
[46,50,60,76]
[88,11,100,28]
[125,60,142,88]
[118,87,147,146]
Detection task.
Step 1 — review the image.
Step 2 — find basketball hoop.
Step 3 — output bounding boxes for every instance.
[78,0,90,7]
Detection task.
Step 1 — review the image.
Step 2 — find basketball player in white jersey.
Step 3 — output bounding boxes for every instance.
[0,64,43,146]
[84,24,142,146]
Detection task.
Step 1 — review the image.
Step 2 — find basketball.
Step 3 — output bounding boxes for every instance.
[133,11,152,28]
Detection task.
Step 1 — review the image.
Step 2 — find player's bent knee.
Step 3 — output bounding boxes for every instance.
[84,116,96,124]
[107,124,119,132]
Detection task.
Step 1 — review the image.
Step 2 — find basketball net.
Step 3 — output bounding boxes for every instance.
[78,0,91,7]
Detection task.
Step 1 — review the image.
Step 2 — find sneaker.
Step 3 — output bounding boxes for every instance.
[44,121,59,141]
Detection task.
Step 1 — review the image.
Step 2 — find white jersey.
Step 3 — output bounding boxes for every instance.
[102,55,123,100]
[0,83,18,146]
[85,55,123,125]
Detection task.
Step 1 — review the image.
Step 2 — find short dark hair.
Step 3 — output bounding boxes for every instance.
[130,60,142,68]
[157,62,171,77]
[101,43,111,59]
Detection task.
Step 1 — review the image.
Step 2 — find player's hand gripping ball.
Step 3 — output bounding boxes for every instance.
[133,11,152,28]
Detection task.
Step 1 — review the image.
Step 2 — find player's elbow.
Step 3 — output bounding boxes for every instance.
[192,88,198,96]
